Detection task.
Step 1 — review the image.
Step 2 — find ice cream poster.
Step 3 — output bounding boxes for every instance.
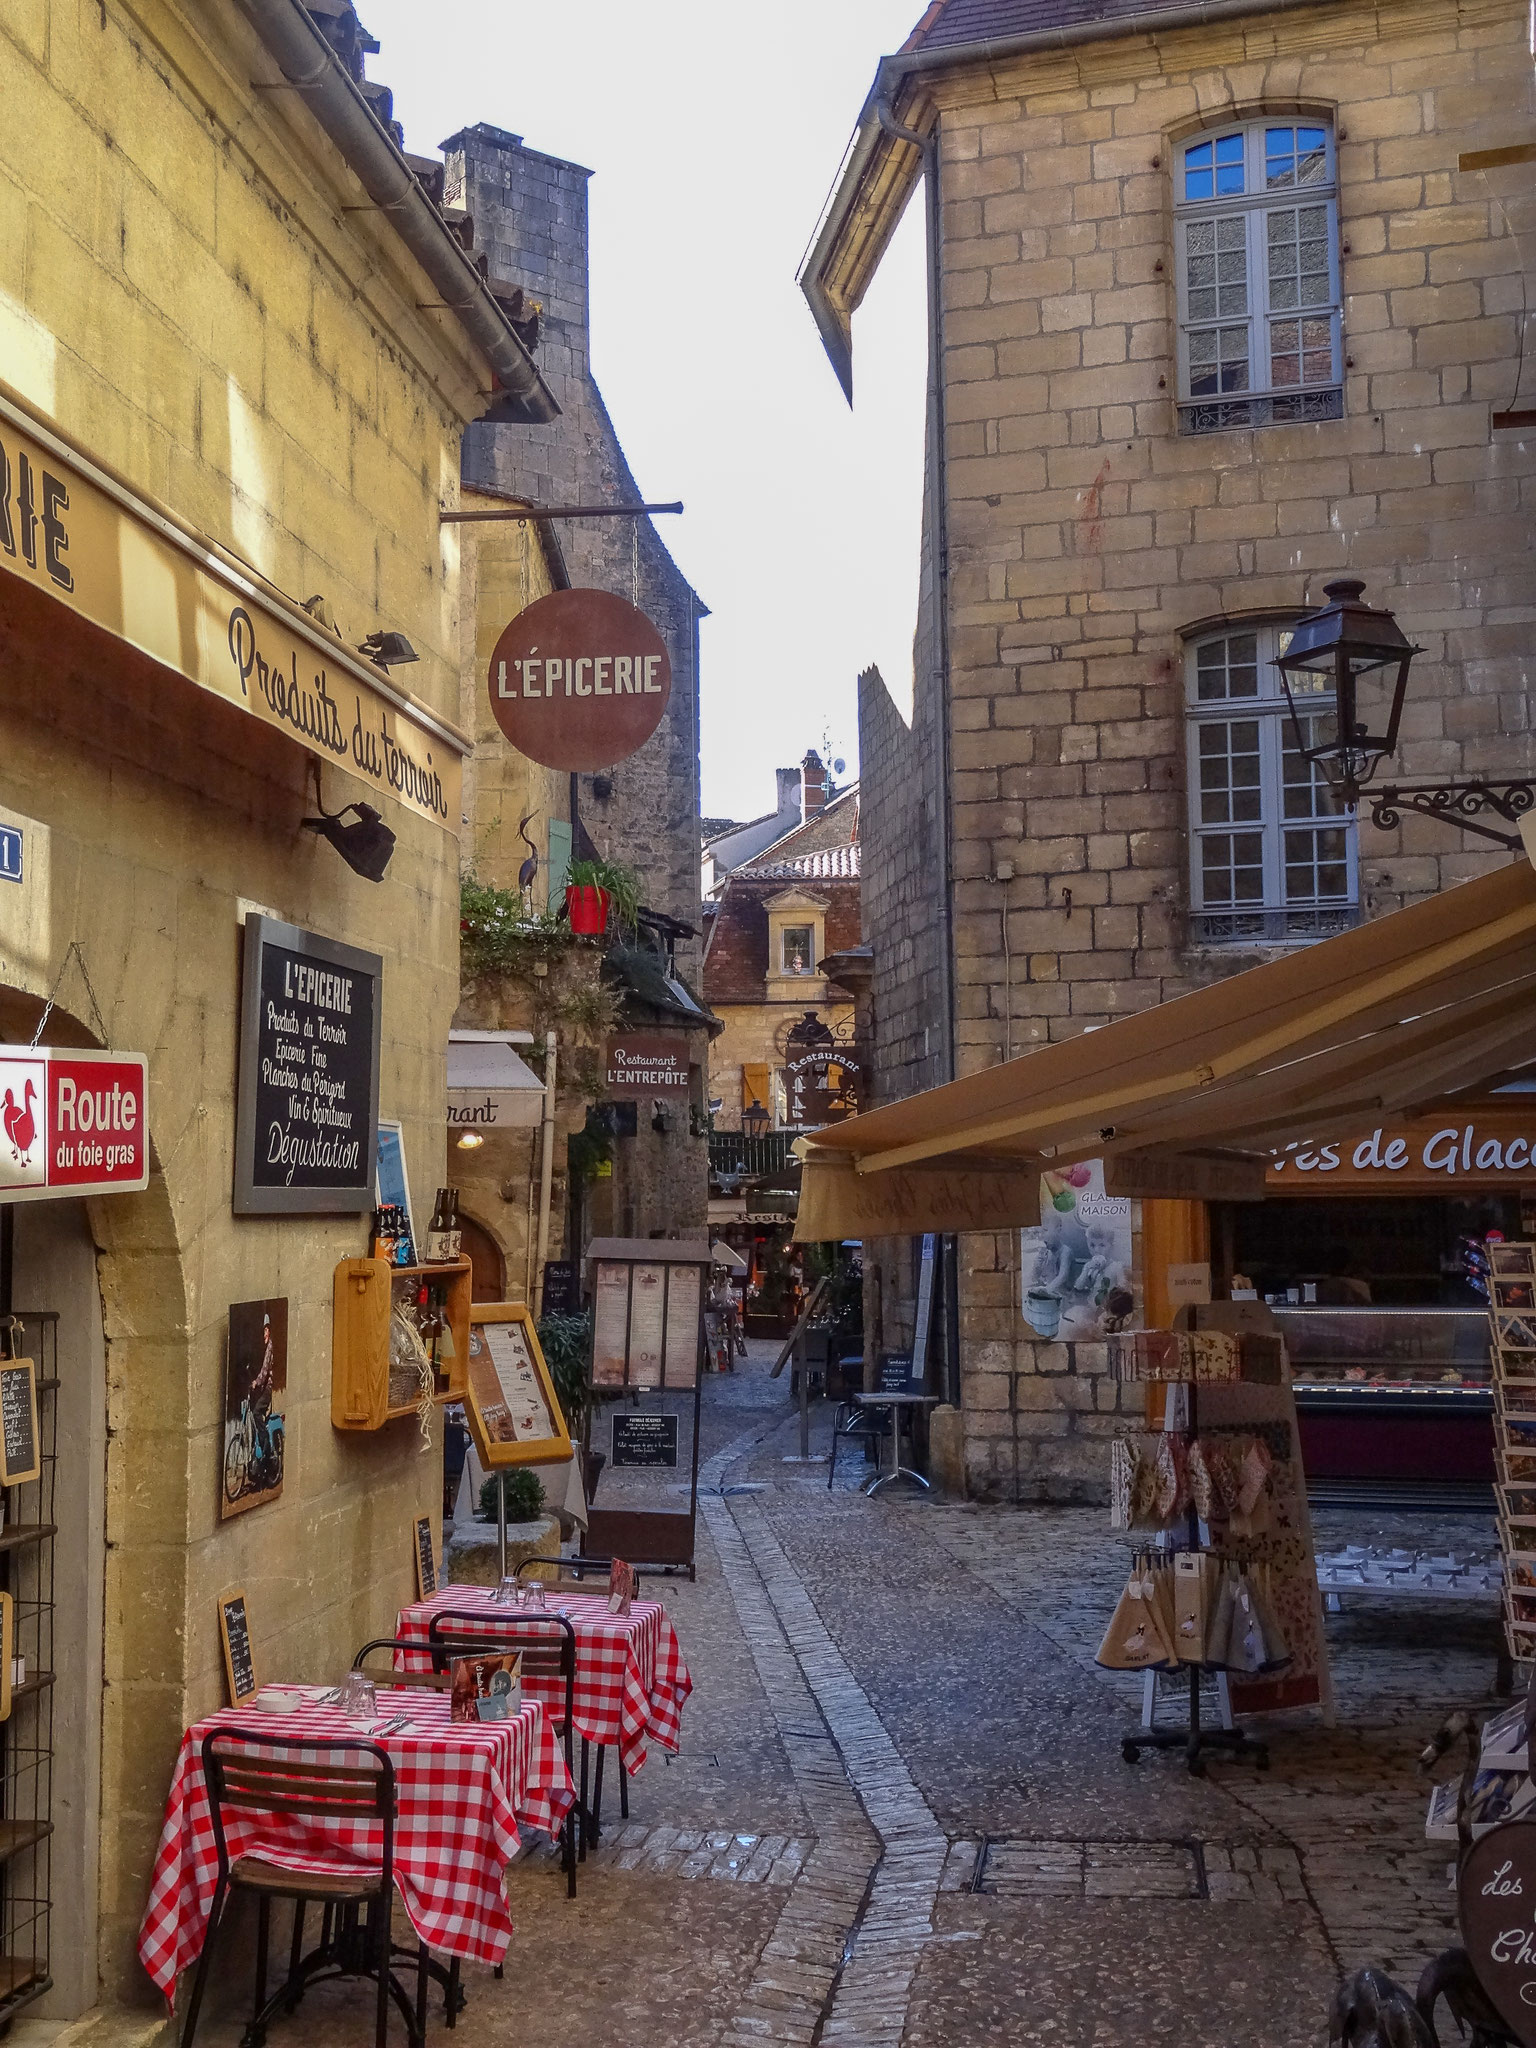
[1019,1161,1135,1341]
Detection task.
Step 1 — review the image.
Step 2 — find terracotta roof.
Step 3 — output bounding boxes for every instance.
[744,844,861,882]
[902,0,1163,48]
[736,787,860,874]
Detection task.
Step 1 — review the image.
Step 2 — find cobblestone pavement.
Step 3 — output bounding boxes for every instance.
[177,1342,1503,2048]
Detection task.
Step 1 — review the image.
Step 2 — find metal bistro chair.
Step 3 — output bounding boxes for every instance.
[426,1610,580,1899]
[180,1727,423,2048]
[513,1557,645,1830]
[827,1400,890,1490]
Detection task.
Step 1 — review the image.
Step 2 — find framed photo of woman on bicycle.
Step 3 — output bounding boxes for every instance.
[222,1298,288,1519]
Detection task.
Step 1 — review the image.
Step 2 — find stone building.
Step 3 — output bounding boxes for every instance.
[0,0,559,2017]
[803,0,1536,1496]
[703,755,863,1133]
[414,121,711,1293]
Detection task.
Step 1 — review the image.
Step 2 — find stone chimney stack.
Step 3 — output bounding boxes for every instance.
[800,750,828,821]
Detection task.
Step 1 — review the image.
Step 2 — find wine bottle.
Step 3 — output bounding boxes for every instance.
[426,1187,451,1263]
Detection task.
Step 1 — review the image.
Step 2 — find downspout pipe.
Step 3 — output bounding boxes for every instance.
[236,0,559,425]
[873,101,957,1089]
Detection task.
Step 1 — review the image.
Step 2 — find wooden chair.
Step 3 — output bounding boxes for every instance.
[427,1611,580,1898]
[180,1728,424,2048]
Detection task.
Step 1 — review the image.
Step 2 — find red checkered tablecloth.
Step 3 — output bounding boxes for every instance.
[396,1588,693,1774]
[137,1690,574,1999]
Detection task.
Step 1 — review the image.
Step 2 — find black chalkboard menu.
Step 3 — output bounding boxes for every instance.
[233,915,382,1214]
[414,1514,437,1598]
[540,1261,578,1317]
[0,1358,39,1486]
[878,1352,919,1394]
[219,1588,258,1703]
[611,1413,679,1468]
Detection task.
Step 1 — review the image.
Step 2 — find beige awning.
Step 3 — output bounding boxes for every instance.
[796,853,1536,1240]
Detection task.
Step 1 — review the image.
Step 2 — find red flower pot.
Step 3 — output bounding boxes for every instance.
[565,883,610,936]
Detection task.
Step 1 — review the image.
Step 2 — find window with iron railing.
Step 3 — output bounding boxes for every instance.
[1174,119,1342,435]
[1186,623,1359,945]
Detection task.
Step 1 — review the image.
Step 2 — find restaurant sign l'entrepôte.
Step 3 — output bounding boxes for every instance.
[605,1032,690,1098]
[487,588,671,771]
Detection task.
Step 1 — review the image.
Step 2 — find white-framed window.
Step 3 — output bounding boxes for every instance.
[1174,118,1342,435]
[1186,623,1358,945]
[780,924,815,976]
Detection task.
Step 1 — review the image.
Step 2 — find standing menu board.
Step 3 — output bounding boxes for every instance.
[463,1304,573,1470]
[234,915,382,1214]
[0,1357,39,1486]
[591,1257,702,1390]
[218,1588,258,1704]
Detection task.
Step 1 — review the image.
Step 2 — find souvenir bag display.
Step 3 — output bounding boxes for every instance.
[1097,1554,1177,1671]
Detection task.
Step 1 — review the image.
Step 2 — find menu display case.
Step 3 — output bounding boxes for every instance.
[1275,1307,1494,1486]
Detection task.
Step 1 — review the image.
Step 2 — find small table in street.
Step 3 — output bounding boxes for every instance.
[137,1689,574,2003]
[395,1586,692,1778]
[851,1392,940,1495]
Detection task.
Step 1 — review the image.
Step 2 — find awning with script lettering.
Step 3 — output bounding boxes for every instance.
[447,1030,545,1131]
[795,848,1536,1239]
[0,381,465,830]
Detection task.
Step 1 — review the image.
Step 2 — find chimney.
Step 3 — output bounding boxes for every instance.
[800,750,828,821]
[775,767,800,816]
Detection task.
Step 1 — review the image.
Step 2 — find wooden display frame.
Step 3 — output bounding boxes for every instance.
[331,1256,472,1432]
[463,1303,573,1471]
[218,1587,258,1704]
[0,1591,13,1724]
[0,1358,39,1487]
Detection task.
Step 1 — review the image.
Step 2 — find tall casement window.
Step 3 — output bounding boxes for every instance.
[1186,624,1358,944]
[1174,119,1342,434]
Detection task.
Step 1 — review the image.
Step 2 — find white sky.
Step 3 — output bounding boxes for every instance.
[361,1,927,821]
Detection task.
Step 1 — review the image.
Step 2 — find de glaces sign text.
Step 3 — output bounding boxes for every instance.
[0,1047,149,1202]
[233,916,382,1215]
[1268,1116,1536,1190]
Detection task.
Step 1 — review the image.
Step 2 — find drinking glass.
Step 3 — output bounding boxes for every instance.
[341,1671,376,1720]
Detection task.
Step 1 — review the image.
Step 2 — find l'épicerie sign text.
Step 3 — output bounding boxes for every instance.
[488,587,672,772]
[1268,1114,1536,1192]
[0,397,462,829]
[233,916,381,1214]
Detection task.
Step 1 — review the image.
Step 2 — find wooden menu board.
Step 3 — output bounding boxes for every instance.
[464,1304,573,1471]
[414,1514,437,1598]
[590,1242,707,1391]
[0,1357,39,1486]
[0,1592,13,1723]
[218,1587,258,1704]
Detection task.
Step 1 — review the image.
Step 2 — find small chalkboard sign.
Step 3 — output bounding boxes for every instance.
[878,1352,920,1395]
[0,1358,39,1486]
[540,1261,578,1317]
[218,1588,258,1704]
[414,1514,437,1599]
[611,1413,679,1469]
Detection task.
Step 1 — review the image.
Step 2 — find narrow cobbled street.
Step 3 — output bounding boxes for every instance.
[187,1342,1502,2048]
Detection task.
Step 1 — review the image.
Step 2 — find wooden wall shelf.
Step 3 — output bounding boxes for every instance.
[332,1258,472,1432]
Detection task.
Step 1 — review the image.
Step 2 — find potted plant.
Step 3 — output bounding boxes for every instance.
[564,856,641,938]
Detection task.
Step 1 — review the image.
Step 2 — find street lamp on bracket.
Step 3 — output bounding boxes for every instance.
[1274,577,1535,850]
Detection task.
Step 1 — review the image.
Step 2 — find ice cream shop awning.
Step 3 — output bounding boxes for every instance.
[795,849,1536,1241]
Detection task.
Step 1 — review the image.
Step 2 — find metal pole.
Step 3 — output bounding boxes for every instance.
[497,1471,508,1584]
[797,1321,810,1460]
[534,1030,558,1297]
[439,501,683,523]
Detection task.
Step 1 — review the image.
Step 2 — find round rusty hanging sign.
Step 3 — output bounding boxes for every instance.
[487,588,671,771]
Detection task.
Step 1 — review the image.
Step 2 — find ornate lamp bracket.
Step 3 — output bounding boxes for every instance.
[1368,778,1536,851]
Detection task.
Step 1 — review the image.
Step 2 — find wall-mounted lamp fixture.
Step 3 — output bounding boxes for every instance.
[301,766,397,883]
[455,1131,485,1150]
[357,630,418,671]
[651,1099,671,1135]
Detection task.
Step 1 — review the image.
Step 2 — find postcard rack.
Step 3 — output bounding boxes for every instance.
[1489,1241,1536,1665]
[0,1312,56,2022]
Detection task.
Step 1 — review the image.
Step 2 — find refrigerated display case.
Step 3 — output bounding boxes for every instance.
[1275,1305,1493,1487]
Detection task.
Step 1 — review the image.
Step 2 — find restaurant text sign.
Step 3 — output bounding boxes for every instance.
[1267,1115,1536,1192]
[0,397,461,828]
[0,1047,149,1202]
[605,1032,690,1097]
[488,587,671,771]
[233,916,382,1214]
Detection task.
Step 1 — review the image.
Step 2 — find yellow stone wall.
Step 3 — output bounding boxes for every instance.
[0,0,500,2006]
[709,1002,856,1129]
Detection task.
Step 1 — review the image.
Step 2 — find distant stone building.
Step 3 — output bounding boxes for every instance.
[804,0,1536,1498]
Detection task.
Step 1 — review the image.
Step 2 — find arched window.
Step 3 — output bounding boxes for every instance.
[1174,118,1342,434]
[1186,623,1358,944]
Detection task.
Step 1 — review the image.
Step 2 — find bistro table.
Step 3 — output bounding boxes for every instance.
[396,1585,692,1778]
[138,1688,574,2001]
[851,1391,940,1495]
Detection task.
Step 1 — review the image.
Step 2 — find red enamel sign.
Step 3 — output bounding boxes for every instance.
[0,1047,149,1202]
[487,588,671,771]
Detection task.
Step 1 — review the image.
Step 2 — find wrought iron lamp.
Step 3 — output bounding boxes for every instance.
[741,1099,771,1139]
[1275,577,1534,849]
[301,770,397,882]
